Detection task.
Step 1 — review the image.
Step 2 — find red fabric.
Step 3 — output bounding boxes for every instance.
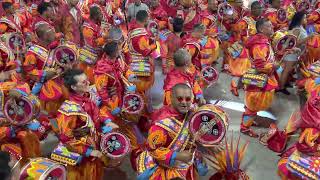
[267,130,288,153]
[300,94,320,131]
[163,69,195,91]
[160,0,178,17]
[150,105,184,124]
[69,92,101,129]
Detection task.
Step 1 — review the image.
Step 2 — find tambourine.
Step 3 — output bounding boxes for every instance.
[272,31,297,55]
[100,132,131,167]
[0,32,25,54]
[147,20,159,37]
[189,104,229,146]
[53,44,78,72]
[19,158,66,180]
[201,66,219,87]
[277,8,287,23]
[296,0,311,12]
[4,95,41,126]
[122,93,144,115]
[217,2,234,19]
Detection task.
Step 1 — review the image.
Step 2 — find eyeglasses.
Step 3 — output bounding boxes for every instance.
[176,96,192,102]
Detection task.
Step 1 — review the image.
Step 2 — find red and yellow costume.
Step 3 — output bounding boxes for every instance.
[60,4,83,45]
[278,94,320,179]
[149,4,168,30]
[94,55,140,149]
[136,106,208,179]
[23,42,68,117]
[0,83,42,167]
[242,33,279,131]
[127,22,157,94]
[176,7,201,32]
[163,68,203,105]
[305,9,320,66]
[55,92,113,180]
[264,3,296,31]
[183,35,220,69]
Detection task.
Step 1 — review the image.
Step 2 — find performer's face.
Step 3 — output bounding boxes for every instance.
[251,4,263,17]
[260,21,274,37]
[71,73,90,94]
[171,88,193,114]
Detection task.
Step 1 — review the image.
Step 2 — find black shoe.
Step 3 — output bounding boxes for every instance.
[277,88,291,95]
[285,83,293,88]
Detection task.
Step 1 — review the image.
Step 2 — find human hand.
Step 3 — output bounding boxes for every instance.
[90,150,103,158]
[46,70,57,80]
[198,98,206,106]
[176,151,193,163]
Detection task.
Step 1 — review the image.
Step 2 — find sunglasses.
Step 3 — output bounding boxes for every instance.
[176,96,192,102]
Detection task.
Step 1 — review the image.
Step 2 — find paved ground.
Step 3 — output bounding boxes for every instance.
[39,59,301,180]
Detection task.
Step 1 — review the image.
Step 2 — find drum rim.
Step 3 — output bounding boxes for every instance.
[4,33,25,53]
[189,108,227,145]
[53,45,78,66]
[217,2,234,19]
[4,96,33,126]
[100,132,131,159]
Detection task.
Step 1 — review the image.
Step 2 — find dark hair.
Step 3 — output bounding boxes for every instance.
[0,151,11,179]
[103,41,118,57]
[256,18,268,33]
[37,2,51,15]
[136,10,148,23]
[172,17,184,33]
[251,1,261,9]
[288,11,306,30]
[173,49,189,67]
[89,6,101,19]
[63,69,84,91]
[2,2,12,10]
[170,178,184,180]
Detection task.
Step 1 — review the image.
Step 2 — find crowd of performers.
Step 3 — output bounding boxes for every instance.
[0,0,320,179]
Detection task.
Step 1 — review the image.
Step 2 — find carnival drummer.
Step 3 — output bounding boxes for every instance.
[136,83,208,179]
[55,69,118,179]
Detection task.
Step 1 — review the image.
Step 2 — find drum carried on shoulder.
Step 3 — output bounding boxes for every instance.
[53,42,78,73]
[272,30,297,56]
[189,104,229,147]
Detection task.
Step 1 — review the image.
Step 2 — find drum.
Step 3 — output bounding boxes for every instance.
[4,95,41,126]
[100,132,131,167]
[241,68,268,88]
[272,31,297,55]
[217,2,234,19]
[51,144,82,166]
[0,32,25,53]
[277,8,287,23]
[189,104,229,147]
[201,66,219,87]
[296,0,311,12]
[287,151,320,180]
[53,43,78,73]
[121,93,144,122]
[19,158,66,180]
[227,41,243,59]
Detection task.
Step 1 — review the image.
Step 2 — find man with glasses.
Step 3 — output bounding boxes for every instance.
[136,83,208,180]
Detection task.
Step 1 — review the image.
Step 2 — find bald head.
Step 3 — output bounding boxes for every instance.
[173,48,191,67]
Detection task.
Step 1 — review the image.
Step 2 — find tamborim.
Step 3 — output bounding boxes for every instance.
[4,95,41,126]
[19,158,66,180]
[147,20,159,37]
[277,8,287,23]
[122,93,144,115]
[189,104,229,146]
[201,66,219,87]
[100,132,131,167]
[53,44,78,72]
[1,32,25,53]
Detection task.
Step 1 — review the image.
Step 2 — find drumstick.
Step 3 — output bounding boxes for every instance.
[121,103,135,112]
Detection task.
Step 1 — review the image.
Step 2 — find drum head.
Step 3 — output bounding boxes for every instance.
[190,105,228,146]
[122,93,144,114]
[147,20,159,35]
[297,0,310,12]
[100,132,131,159]
[4,97,33,126]
[54,45,77,71]
[6,33,25,53]
[19,158,66,180]
[201,66,219,86]
[277,9,287,23]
